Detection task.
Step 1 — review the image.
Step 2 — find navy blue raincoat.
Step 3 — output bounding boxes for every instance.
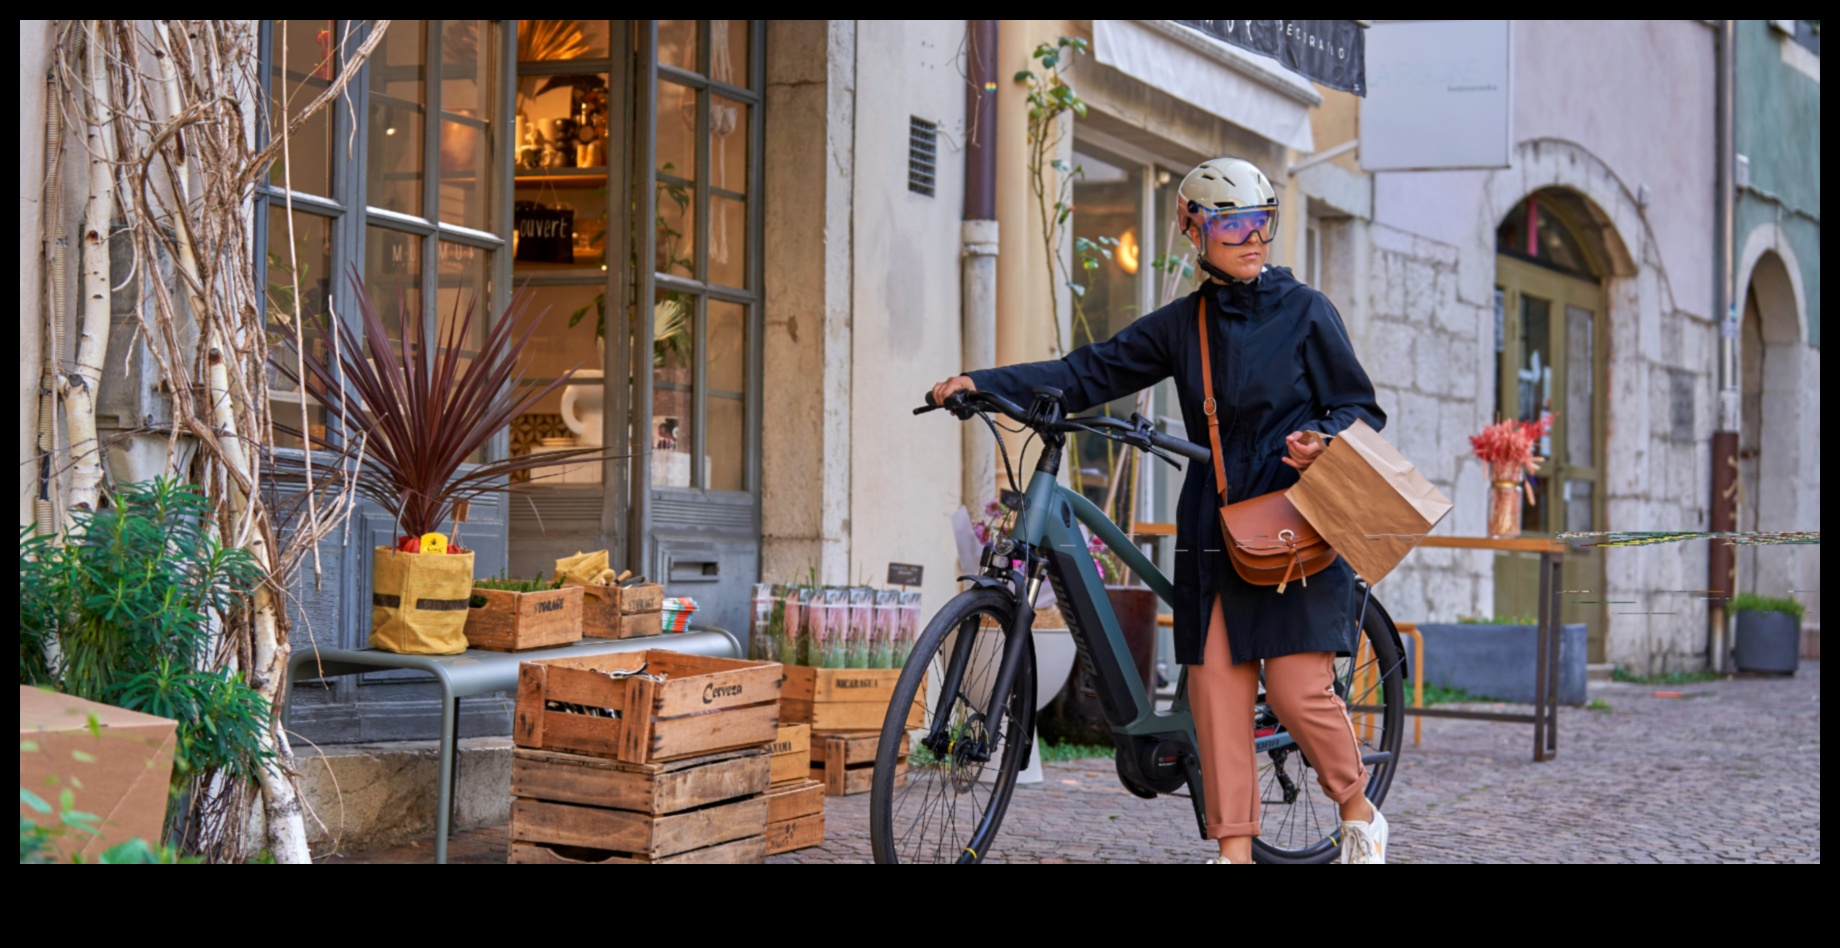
[966,266,1384,666]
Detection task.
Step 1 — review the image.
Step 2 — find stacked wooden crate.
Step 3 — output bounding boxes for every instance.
[763,724,824,855]
[780,666,923,796]
[580,582,665,639]
[508,650,780,863]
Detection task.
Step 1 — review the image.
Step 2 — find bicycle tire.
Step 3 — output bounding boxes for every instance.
[1251,600,1405,864]
[869,588,1036,864]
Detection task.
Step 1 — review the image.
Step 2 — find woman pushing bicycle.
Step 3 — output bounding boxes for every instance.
[929,158,1389,864]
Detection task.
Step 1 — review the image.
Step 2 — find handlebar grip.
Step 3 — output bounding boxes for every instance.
[1147,429,1211,463]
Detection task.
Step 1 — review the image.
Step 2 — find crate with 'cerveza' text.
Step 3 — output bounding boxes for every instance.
[515,650,781,763]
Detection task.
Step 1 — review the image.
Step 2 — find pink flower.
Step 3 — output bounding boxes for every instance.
[972,523,989,544]
[985,500,1005,517]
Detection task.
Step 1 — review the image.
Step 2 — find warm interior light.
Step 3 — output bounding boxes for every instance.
[1117,228,1139,275]
[385,126,397,136]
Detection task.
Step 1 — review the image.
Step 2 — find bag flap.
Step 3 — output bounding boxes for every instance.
[1221,492,1322,553]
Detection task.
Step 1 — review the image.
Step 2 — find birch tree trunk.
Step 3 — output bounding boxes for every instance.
[63,22,113,518]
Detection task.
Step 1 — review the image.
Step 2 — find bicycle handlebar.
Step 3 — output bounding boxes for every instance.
[918,390,1211,464]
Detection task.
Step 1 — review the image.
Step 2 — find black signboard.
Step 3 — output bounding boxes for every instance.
[1174,20,1367,96]
[886,563,924,587]
[514,202,574,264]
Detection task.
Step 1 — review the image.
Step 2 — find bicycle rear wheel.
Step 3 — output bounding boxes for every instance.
[1251,596,1404,864]
[870,588,1036,864]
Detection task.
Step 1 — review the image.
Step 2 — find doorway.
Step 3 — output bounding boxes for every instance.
[506,20,765,637]
[1492,191,1609,660]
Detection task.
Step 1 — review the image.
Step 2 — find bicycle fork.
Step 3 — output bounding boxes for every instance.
[922,563,1040,765]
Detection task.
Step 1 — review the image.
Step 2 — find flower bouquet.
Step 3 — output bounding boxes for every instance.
[1469,413,1552,539]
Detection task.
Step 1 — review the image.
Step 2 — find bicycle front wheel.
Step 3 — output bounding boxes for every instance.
[869,588,1036,864]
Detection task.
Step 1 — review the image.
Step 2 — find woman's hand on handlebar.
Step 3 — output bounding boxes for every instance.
[930,375,977,408]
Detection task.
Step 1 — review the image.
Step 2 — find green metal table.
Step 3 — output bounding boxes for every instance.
[285,626,741,863]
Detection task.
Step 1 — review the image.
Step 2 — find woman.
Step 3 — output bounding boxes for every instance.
[930,158,1388,864]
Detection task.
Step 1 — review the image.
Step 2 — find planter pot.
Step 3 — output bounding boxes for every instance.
[1039,586,1158,746]
[1733,611,1800,675]
[370,548,476,655]
[1415,622,1587,705]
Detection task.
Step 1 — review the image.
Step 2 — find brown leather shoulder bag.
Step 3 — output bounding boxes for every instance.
[1197,297,1338,592]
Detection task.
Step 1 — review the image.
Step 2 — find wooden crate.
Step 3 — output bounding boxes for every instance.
[509,745,768,864]
[781,666,925,731]
[464,585,584,651]
[812,730,907,797]
[510,746,770,814]
[769,724,810,786]
[508,835,765,864]
[580,583,666,639]
[515,650,781,763]
[763,778,824,855]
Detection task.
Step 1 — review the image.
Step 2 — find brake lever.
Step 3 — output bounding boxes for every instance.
[1145,446,1183,471]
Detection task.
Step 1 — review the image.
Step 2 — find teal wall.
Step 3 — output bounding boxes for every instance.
[1734,20,1820,347]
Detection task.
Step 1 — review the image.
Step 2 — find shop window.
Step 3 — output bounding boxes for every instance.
[645,20,762,494]
[258,20,510,454]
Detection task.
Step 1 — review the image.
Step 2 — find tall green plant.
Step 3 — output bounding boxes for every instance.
[275,271,616,539]
[18,479,275,804]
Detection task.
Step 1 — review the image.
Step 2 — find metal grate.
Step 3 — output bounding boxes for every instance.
[908,117,938,197]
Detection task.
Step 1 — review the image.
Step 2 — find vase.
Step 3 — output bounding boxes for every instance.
[1488,461,1524,539]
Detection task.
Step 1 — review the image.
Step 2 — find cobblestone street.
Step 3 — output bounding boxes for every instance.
[334,662,1820,864]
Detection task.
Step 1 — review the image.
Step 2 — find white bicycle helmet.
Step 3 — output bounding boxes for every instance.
[1177,158,1279,281]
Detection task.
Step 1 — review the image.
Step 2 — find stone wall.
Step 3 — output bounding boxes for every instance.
[1353,222,1494,627]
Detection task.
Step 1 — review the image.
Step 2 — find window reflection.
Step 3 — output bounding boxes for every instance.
[268,20,336,197]
[652,291,695,488]
[266,208,333,449]
[366,21,427,216]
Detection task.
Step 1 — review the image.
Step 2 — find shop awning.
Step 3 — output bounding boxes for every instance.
[1093,19,1320,153]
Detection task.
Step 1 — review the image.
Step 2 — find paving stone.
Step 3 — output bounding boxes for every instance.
[330,662,1820,864]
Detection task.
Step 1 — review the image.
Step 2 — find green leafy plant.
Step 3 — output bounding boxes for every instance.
[1728,592,1804,615]
[276,272,616,539]
[1610,666,1721,685]
[1455,613,1540,625]
[1039,740,1112,763]
[1016,36,1089,364]
[19,479,275,810]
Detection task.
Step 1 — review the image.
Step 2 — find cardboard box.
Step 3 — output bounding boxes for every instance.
[19,686,177,861]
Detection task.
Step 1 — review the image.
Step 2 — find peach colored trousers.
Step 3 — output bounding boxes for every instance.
[1186,595,1369,838]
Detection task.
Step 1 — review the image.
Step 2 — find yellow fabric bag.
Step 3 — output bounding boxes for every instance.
[370,547,476,655]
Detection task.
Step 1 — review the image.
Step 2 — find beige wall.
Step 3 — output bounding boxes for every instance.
[845,20,969,609]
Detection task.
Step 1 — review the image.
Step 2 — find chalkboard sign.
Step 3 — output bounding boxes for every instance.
[886,563,924,587]
[514,202,574,264]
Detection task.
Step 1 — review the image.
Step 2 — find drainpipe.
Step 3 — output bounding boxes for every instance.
[1707,19,1738,672]
[961,19,999,509]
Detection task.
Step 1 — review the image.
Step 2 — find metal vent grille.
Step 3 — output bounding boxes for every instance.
[908,117,937,197]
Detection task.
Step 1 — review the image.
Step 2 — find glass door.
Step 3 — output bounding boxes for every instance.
[631,21,765,637]
[505,20,624,579]
[1494,254,1608,659]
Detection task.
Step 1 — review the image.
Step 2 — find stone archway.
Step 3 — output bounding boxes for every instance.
[1733,228,1816,645]
[1469,139,1709,673]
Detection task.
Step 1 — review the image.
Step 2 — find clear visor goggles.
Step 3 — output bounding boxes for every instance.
[1188,204,1278,247]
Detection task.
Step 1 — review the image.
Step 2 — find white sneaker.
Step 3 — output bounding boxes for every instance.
[1204,856,1235,863]
[1339,803,1388,864]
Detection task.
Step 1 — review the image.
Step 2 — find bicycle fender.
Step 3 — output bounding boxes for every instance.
[1362,593,1408,680]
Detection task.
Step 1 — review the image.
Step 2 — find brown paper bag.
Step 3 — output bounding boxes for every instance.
[370,548,476,655]
[1285,419,1453,586]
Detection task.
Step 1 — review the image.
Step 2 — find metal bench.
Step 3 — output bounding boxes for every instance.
[285,626,742,863]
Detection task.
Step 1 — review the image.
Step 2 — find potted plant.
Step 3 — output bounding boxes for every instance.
[1415,613,1589,705]
[1730,592,1804,675]
[275,272,612,655]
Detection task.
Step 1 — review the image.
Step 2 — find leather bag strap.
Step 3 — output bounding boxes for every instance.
[1197,297,1228,504]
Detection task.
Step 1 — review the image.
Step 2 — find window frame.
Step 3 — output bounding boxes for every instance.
[636,20,766,500]
[256,20,516,457]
